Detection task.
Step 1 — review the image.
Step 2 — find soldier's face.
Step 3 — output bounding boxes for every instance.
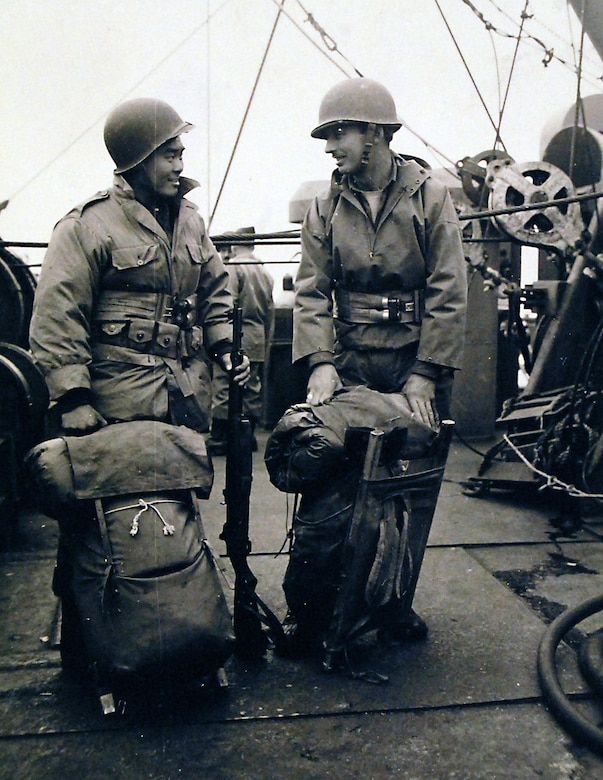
[323,124,366,175]
[143,137,185,198]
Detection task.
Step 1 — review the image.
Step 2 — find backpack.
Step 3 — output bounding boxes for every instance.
[26,420,235,712]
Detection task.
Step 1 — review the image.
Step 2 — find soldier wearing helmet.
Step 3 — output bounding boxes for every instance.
[31,97,249,435]
[29,98,249,671]
[280,78,467,654]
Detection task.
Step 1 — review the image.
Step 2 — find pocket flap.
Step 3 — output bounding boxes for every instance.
[100,321,128,336]
[127,320,155,344]
[112,244,159,270]
[186,243,205,265]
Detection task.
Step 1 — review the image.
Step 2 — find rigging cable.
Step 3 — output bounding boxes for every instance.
[568,0,587,180]
[564,0,581,74]
[489,21,504,121]
[468,0,552,64]
[434,0,509,152]
[292,0,363,77]
[484,0,603,86]
[266,0,353,77]
[206,0,212,220]
[7,0,233,204]
[490,0,530,152]
[208,0,286,229]
[567,3,603,244]
[268,0,458,170]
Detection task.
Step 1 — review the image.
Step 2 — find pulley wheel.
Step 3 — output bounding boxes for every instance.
[486,159,583,251]
[457,150,510,206]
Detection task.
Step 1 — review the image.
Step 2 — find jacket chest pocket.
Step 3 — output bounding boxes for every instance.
[185,242,206,266]
[179,244,206,294]
[111,244,160,270]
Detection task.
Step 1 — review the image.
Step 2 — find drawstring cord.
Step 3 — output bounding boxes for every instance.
[103,498,181,536]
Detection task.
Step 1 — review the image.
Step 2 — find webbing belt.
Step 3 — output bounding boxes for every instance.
[335,289,424,324]
[95,290,198,326]
[93,319,203,360]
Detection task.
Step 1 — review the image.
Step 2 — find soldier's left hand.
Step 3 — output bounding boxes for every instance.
[222,353,251,385]
[401,373,439,430]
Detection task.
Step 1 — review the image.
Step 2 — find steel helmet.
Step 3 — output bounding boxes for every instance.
[311,78,402,139]
[104,98,194,174]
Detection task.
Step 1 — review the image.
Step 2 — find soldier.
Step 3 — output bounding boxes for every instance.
[281,77,467,654]
[29,97,249,671]
[207,227,274,455]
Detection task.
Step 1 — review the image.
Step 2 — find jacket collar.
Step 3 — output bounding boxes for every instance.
[112,175,200,240]
[112,174,200,200]
[330,153,430,228]
[331,152,429,199]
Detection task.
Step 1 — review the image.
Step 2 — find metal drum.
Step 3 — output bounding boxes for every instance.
[0,248,37,348]
[0,342,48,505]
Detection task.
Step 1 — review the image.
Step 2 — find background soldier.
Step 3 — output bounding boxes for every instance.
[29,97,249,671]
[207,226,274,455]
[281,77,467,653]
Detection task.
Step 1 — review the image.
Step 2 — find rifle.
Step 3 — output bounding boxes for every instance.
[219,305,283,659]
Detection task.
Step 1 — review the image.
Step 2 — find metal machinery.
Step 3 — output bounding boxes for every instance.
[447,151,522,438]
[0,247,48,514]
[460,125,603,520]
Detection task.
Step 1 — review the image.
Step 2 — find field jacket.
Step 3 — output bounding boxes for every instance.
[226,251,274,361]
[30,175,233,429]
[293,153,467,372]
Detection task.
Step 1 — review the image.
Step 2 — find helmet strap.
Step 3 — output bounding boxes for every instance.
[361,123,377,167]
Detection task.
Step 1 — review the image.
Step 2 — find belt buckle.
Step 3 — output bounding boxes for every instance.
[386,297,401,322]
[386,296,414,322]
[172,296,196,328]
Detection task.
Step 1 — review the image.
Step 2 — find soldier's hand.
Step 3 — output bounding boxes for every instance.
[401,374,439,430]
[223,353,251,385]
[306,363,343,406]
[61,404,108,434]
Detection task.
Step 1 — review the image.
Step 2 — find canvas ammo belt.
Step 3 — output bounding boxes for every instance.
[92,290,203,360]
[335,288,424,324]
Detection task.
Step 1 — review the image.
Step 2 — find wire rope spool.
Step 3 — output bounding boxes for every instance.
[0,341,48,449]
[0,342,48,504]
[7,254,37,347]
[486,158,584,252]
[0,254,26,347]
[456,150,510,207]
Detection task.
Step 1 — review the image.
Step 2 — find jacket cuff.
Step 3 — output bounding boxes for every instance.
[45,364,91,402]
[306,351,335,370]
[411,360,444,381]
[55,388,92,414]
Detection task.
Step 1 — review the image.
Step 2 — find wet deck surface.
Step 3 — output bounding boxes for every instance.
[2,431,603,778]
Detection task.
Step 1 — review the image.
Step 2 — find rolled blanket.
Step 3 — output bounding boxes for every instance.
[264,385,437,493]
[25,420,213,506]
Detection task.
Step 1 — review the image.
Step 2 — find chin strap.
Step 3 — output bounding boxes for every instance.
[361,122,377,167]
